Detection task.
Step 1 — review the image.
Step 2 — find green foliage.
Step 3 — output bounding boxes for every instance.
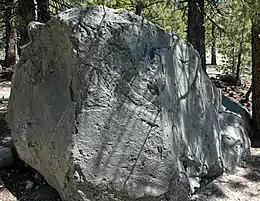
[205,0,252,77]
[244,0,260,23]
[142,2,187,38]
[74,0,254,78]
[58,0,257,79]
[1,0,257,79]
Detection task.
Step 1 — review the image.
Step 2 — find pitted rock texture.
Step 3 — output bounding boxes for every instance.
[7,6,251,201]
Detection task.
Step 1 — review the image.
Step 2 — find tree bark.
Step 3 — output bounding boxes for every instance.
[235,6,246,85]
[232,35,236,74]
[251,21,260,146]
[36,0,50,22]
[135,1,143,16]
[17,0,35,48]
[188,0,206,72]
[211,23,217,65]
[4,1,19,67]
[245,84,252,100]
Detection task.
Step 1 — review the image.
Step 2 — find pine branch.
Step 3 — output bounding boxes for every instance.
[241,0,260,14]
[143,0,166,9]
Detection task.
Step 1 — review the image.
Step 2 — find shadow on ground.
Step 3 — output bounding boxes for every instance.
[191,149,260,201]
[244,151,260,182]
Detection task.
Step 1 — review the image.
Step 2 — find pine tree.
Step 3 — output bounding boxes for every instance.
[36,0,51,22]
[251,13,260,146]
[188,0,206,72]
[17,0,35,47]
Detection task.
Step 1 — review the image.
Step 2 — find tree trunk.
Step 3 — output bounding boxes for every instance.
[135,1,143,16]
[232,35,236,74]
[188,0,206,72]
[36,0,50,22]
[235,6,246,85]
[245,84,252,101]
[211,23,217,65]
[17,0,35,48]
[4,1,19,67]
[251,21,260,146]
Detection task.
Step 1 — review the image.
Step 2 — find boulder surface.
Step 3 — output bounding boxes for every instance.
[7,6,251,201]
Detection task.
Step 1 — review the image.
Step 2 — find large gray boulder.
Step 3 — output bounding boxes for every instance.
[7,6,251,201]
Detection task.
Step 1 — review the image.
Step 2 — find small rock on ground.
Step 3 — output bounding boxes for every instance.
[0,147,14,168]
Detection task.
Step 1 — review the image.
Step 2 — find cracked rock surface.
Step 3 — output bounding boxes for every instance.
[7,6,251,201]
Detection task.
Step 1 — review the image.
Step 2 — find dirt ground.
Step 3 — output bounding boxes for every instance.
[0,78,259,201]
[190,149,260,201]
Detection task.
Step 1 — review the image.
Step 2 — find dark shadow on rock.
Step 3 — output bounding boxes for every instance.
[196,183,227,198]
[0,110,61,201]
[221,95,252,142]
[20,185,61,201]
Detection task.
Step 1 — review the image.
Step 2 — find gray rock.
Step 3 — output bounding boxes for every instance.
[25,180,34,190]
[34,172,42,180]
[0,178,4,188]
[0,147,14,168]
[219,95,251,172]
[7,6,251,201]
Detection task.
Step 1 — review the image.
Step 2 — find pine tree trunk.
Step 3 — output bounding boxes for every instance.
[245,84,252,100]
[235,6,246,85]
[211,23,217,65]
[36,0,50,22]
[251,21,260,146]
[4,1,19,67]
[135,1,143,16]
[188,0,206,72]
[232,35,236,74]
[17,0,35,48]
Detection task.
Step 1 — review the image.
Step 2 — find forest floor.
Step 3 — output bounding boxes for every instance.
[0,70,257,201]
[190,149,260,201]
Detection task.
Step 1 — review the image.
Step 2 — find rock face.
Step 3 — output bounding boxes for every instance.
[7,6,251,201]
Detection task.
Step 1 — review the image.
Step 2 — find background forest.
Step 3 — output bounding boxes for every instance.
[0,0,256,78]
